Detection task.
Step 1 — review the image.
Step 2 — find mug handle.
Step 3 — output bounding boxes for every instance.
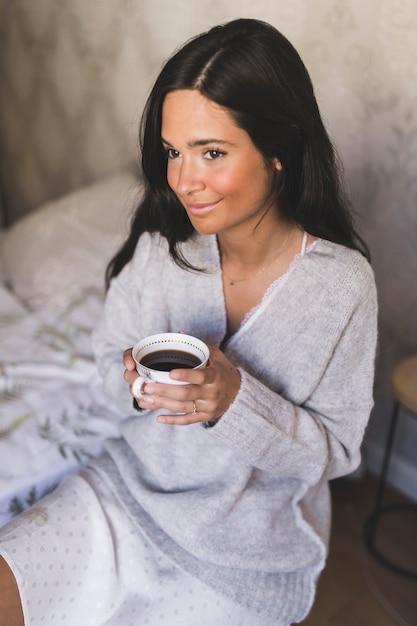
[132,375,151,399]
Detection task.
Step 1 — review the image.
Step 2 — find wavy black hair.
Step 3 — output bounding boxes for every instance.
[106,18,369,286]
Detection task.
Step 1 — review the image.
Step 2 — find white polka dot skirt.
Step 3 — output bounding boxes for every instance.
[0,468,281,626]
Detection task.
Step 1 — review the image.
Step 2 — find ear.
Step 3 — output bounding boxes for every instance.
[273,158,283,171]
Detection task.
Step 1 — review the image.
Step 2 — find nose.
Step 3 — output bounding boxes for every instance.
[173,158,205,196]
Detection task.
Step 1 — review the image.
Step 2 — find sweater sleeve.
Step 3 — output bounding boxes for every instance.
[209,257,378,485]
[92,233,156,415]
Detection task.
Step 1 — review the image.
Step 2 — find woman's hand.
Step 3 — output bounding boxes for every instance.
[123,346,241,425]
[123,347,139,385]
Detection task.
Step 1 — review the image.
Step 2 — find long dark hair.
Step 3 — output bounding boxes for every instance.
[106,18,369,286]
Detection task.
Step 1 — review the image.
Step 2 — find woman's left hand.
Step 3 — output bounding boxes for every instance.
[138,345,241,425]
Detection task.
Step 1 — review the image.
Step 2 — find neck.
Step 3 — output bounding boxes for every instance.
[217,220,295,270]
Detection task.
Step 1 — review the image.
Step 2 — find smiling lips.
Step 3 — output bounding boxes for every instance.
[184,200,221,216]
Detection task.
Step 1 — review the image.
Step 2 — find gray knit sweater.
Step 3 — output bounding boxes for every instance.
[92,231,378,624]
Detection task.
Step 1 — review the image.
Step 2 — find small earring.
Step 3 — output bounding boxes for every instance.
[275,159,282,171]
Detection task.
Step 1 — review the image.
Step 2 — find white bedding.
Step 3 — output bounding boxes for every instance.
[0,171,141,526]
[0,284,123,526]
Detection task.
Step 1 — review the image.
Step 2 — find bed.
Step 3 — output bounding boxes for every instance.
[0,171,141,527]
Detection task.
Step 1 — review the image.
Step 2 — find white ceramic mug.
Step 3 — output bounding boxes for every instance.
[131,332,210,398]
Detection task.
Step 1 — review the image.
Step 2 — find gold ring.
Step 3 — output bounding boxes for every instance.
[193,401,197,415]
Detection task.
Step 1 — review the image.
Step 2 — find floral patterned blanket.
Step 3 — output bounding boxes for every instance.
[0,284,123,527]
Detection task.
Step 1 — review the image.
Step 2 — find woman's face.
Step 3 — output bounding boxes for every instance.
[161,89,280,237]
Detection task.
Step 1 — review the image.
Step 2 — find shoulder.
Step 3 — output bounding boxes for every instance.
[297,239,377,321]
[128,232,171,275]
[308,239,375,292]
[131,231,169,261]
[130,231,219,271]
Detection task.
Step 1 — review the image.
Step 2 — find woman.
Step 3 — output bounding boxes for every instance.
[0,18,377,626]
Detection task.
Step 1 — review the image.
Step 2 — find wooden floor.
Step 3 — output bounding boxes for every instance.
[301,473,417,626]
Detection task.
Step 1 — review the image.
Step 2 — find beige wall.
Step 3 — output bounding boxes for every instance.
[1,0,416,496]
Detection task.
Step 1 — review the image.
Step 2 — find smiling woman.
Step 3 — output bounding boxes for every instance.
[0,18,377,626]
[160,88,313,337]
[161,90,282,240]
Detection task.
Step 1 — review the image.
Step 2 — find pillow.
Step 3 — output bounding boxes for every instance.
[0,171,142,312]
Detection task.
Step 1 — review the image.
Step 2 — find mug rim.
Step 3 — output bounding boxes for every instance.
[133,332,209,374]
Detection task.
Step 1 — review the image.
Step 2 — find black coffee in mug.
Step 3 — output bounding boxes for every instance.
[140,349,202,372]
[132,333,209,398]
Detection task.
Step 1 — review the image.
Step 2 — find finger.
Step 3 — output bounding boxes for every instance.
[141,379,201,399]
[140,390,209,417]
[168,365,213,385]
[155,396,219,425]
[123,348,136,370]
[140,391,197,415]
[156,406,209,426]
[124,371,141,397]
[124,360,139,383]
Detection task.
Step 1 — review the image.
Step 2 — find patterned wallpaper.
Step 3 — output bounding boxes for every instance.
[0,0,416,492]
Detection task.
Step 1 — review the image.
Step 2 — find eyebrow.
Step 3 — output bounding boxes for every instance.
[161,137,235,148]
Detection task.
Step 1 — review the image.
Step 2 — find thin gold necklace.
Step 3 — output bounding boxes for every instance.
[221,227,293,286]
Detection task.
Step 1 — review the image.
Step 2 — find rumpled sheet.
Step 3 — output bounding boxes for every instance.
[0,284,124,527]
